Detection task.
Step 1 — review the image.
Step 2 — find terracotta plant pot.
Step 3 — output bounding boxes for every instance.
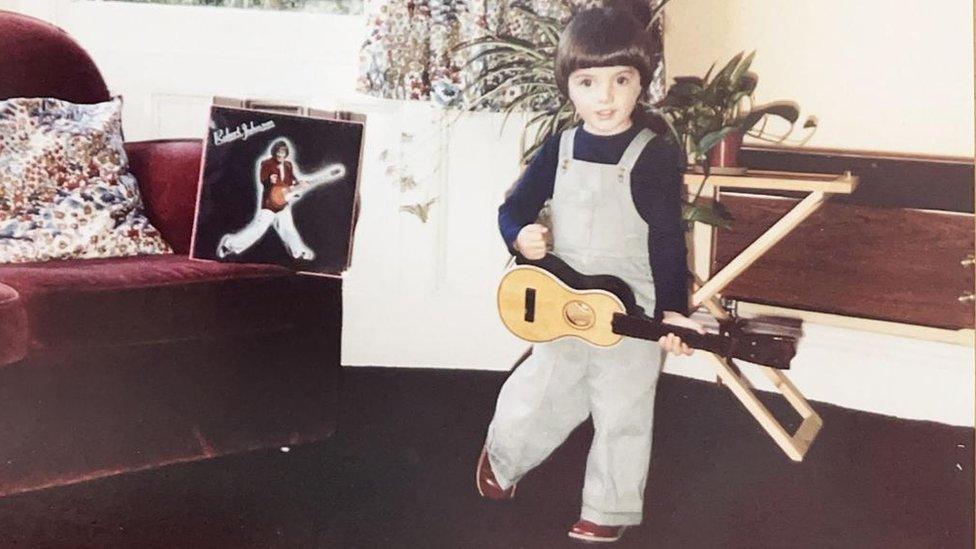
[708,131,744,168]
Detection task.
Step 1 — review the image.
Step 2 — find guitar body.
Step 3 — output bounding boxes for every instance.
[267,183,293,212]
[265,164,347,212]
[497,265,627,347]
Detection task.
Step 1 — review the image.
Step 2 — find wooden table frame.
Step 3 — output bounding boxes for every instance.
[684,169,859,461]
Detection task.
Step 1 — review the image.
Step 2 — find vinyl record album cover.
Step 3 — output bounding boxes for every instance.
[190,103,364,274]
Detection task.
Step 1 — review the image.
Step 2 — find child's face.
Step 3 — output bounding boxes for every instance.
[567,66,642,136]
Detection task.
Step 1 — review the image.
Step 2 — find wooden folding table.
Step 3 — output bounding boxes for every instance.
[684,169,859,461]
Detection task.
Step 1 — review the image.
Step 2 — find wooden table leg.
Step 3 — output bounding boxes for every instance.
[697,296,823,461]
[691,208,827,461]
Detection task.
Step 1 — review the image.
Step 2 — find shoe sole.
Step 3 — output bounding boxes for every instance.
[475,450,516,500]
[567,528,626,543]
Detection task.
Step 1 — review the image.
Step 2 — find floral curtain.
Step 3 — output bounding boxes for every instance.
[357,0,666,110]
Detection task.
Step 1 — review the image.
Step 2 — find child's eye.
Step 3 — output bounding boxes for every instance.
[616,76,631,85]
[579,78,592,87]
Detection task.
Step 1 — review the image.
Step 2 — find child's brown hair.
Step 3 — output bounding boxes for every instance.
[554,7,656,99]
[554,6,667,133]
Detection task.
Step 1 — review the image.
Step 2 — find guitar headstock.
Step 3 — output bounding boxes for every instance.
[728,333,797,370]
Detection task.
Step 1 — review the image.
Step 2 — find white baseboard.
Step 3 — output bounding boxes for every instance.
[343,303,975,428]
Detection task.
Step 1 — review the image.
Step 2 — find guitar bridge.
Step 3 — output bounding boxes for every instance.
[524,288,536,323]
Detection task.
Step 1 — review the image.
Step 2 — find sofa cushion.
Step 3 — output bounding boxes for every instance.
[0,96,172,263]
[0,254,336,358]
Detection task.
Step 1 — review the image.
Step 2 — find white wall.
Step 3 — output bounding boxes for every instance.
[46,1,363,141]
[664,0,974,157]
[4,1,973,427]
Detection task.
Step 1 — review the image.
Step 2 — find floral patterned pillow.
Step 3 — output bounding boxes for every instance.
[0,96,172,263]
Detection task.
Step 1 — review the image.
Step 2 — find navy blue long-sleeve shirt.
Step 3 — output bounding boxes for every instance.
[498,124,689,318]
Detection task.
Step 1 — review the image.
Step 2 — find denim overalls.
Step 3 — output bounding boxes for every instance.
[486,126,666,526]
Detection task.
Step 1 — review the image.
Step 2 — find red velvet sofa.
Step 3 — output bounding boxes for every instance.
[0,11,341,497]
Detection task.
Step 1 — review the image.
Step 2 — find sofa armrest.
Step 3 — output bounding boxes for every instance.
[125,139,204,254]
[0,282,27,366]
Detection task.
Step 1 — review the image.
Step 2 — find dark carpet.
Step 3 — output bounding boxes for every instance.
[0,366,972,548]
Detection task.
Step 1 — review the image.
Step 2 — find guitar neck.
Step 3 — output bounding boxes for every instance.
[611,313,731,357]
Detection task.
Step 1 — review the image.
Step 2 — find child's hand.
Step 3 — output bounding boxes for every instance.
[658,311,706,356]
[515,224,549,260]
[270,174,279,184]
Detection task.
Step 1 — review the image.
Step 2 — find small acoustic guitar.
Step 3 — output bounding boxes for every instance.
[497,254,801,370]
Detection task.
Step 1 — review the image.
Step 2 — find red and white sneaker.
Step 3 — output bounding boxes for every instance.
[475,447,516,500]
[567,520,628,543]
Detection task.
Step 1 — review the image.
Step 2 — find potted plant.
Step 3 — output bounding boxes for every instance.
[659,51,818,174]
[656,51,817,226]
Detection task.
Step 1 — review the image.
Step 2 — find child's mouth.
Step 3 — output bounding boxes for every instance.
[595,110,615,119]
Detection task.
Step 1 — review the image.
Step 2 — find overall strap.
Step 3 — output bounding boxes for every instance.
[617,128,655,173]
[557,127,577,171]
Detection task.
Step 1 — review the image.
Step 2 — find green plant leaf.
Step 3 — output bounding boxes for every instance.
[659,114,687,158]
[510,3,561,25]
[701,62,716,85]
[672,76,704,87]
[473,38,547,60]
[465,62,558,91]
[521,99,573,164]
[696,126,737,156]
[538,22,561,45]
[681,200,733,229]
[738,101,799,133]
[459,45,534,72]
[647,0,675,26]
[451,36,497,53]
[464,81,516,110]
[667,79,703,99]
[739,72,758,95]
[500,88,549,125]
[523,108,555,129]
[459,60,532,96]
[705,52,743,94]
[507,69,558,86]
[465,80,553,112]
[728,50,756,91]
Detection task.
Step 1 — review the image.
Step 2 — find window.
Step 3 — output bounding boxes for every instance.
[93,0,361,16]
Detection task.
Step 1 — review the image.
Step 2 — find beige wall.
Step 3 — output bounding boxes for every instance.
[664,0,974,157]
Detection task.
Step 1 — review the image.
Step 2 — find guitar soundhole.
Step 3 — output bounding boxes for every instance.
[563,301,595,329]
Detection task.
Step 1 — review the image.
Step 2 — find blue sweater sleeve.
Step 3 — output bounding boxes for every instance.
[497,135,560,254]
[631,137,690,317]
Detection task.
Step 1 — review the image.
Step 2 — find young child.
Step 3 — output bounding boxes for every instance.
[476,7,705,543]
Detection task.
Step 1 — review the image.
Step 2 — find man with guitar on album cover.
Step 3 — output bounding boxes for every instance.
[216,139,345,261]
[476,7,706,544]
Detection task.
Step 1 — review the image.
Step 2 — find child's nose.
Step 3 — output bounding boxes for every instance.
[598,82,614,103]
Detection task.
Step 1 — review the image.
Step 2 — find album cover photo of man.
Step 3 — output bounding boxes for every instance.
[191,105,363,274]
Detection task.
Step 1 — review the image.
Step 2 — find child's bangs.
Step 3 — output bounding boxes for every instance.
[572,46,650,75]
